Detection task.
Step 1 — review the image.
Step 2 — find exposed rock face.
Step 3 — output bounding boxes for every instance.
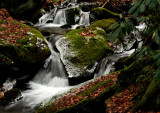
[0,0,45,21]
[56,27,112,78]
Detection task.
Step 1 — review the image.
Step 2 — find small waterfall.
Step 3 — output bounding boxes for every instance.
[24,37,69,106]
[38,8,57,25]
[3,37,71,112]
[36,7,68,26]
[36,3,90,30]
[53,9,67,25]
[94,49,135,78]
[71,10,90,29]
[78,11,90,26]
[33,38,68,86]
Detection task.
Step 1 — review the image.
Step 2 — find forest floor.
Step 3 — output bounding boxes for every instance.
[0,9,30,47]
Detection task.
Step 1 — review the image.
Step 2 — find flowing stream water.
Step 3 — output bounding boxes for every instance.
[0,1,146,112]
[35,2,90,34]
[1,37,71,113]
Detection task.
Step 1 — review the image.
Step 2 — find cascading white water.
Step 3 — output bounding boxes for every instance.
[33,38,68,86]
[38,8,58,25]
[21,38,70,106]
[71,10,90,29]
[2,79,16,92]
[78,11,90,26]
[36,8,67,26]
[94,49,135,78]
[36,2,90,30]
[53,9,67,25]
[2,37,71,113]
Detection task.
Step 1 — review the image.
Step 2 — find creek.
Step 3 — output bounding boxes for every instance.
[0,1,145,113]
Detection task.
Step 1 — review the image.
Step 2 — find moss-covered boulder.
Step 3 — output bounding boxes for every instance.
[56,27,112,78]
[0,9,51,85]
[90,7,120,22]
[0,23,51,67]
[90,18,117,33]
[0,0,45,21]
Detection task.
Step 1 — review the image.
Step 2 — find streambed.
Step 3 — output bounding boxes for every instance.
[0,1,145,112]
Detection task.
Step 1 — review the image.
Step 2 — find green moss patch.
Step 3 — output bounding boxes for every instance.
[0,9,51,66]
[56,27,112,77]
[64,27,111,67]
[90,18,117,33]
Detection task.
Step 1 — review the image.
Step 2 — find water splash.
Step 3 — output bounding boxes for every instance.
[2,79,16,92]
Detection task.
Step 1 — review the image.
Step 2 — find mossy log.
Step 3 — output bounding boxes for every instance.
[90,7,120,21]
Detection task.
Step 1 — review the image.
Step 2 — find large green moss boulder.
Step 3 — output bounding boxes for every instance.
[0,0,45,21]
[0,22,51,67]
[0,9,51,85]
[90,18,117,33]
[90,7,120,21]
[56,27,112,78]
